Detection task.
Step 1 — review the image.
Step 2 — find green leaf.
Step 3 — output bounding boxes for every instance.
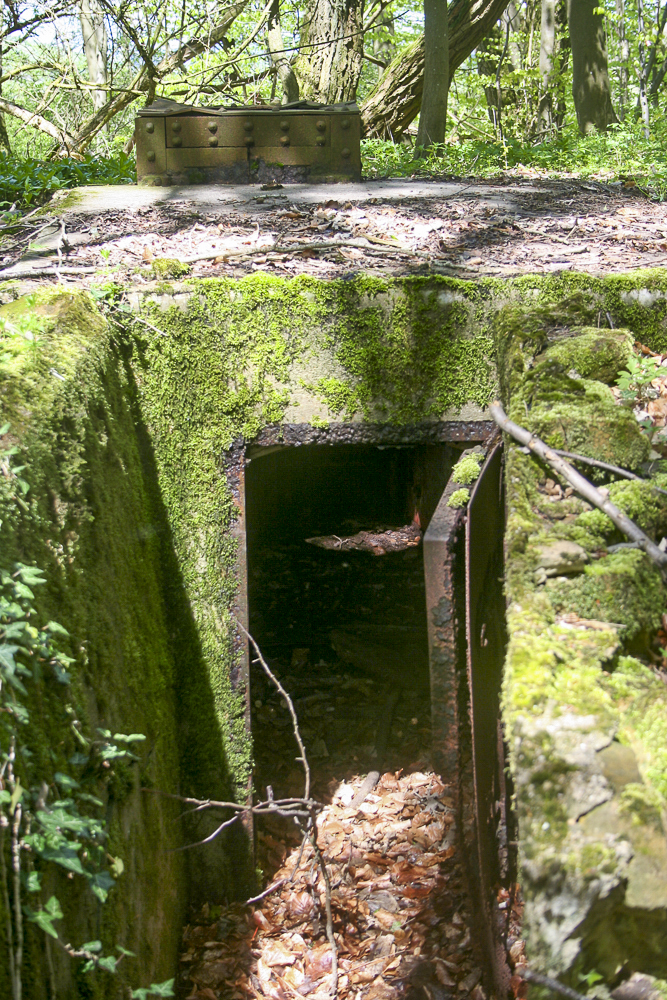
[44,620,69,636]
[112,733,146,743]
[25,909,59,938]
[25,896,63,938]
[82,940,102,953]
[98,955,118,973]
[109,856,124,878]
[40,846,85,875]
[10,780,23,813]
[54,772,79,790]
[115,944,136,956]
[22,871,42,892]
[131,980,175,999]
[148,980,175,997]
[45,896,64,919]
[90,870,115,902]
[0,422,10,435]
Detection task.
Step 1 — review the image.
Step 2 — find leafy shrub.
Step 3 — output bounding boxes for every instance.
[0,152,135,210]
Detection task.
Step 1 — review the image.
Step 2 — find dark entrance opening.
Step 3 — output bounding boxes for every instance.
[239,432,512,997]
[245,442,457,804]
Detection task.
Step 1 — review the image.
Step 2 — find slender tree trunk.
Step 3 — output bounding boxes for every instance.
[615,0,628,118]
[637,0,650,136]
[567,0,618,133]
[416,0,448,150]
[539,0,556,130]
[0,10,10,153]
[293,0,364,103]
[79,0,107,115]
[267,0,300,103]
[554,0,569,127]
[361,0,512,137]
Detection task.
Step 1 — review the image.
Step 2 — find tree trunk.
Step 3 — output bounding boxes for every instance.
[415,0,448,149]
[79,0,107,115]
[615,0,628,118]
[360,0,512,138]
[293,0,364,103]
[539,0,556,129]
[267,0,300,103]
[637,0,650,136]
[0,27,11,154]
[567,0,617,133]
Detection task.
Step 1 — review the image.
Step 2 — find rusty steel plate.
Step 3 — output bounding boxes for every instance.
[135,99,360,184]
[465,440,511,999]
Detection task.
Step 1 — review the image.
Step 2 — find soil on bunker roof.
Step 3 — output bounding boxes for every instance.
[1,177,664,282]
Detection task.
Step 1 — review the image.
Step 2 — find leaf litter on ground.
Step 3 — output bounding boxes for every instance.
[177,771,486,1000]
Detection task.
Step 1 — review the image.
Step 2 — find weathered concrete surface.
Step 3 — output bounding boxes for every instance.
[0,176,658,283]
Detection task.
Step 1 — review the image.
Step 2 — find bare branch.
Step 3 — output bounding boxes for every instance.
[237,619,311,801]
[490,401,667,573]
[0,95,75,148]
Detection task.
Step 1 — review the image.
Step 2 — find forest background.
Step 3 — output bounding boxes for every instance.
[0,0,666,207]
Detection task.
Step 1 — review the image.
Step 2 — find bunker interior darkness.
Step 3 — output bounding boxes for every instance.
[245,440,471,834]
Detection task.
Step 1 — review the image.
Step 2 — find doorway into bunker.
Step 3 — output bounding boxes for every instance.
[245,442,455,809]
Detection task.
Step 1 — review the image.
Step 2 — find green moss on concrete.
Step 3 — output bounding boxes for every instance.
[151,258,191,279]
[541,328,634,383]
[499,276,667,983]
[0,290,187,998]
[548,549,664,642]
[300,276,495,421]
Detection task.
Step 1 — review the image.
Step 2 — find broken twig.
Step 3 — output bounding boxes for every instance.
[520,446,667,497]
[522,969,590,1000]
[309,805,338,998]
[237,619,310,800]
[490,401,667,573]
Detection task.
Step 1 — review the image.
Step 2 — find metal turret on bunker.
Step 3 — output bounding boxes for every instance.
[135,97,362,185]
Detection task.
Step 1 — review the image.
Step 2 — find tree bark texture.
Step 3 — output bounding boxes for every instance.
[416,0,449,148]
[360,0,512,138]
[293,0,364,103]
[79,0,107,114]
[615,0,628,117]
[539,0,556,128]
[567,0,617,133]
[268,0,300,102]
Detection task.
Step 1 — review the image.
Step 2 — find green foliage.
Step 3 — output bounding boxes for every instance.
[0,422,154,996]
[0,153,135,211]
[615,354,662,403]
[361,111,667,198]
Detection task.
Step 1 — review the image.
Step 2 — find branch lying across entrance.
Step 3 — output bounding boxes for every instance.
[490,401,667,574]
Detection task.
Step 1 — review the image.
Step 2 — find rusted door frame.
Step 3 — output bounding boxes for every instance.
[465,441,510,998]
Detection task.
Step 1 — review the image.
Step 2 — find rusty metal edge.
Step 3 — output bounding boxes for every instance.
[249,421,496,451]
[465,438,511,999]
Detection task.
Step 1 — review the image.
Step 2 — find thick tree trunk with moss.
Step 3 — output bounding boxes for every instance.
[360,0,511,138]
[293,0,364,103]
[567,0,617,133]
[416,0,449,149]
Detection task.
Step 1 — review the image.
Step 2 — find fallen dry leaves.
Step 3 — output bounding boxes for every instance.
[178,771,485,1000]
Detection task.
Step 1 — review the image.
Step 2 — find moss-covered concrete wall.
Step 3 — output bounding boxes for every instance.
[4,269,667,996]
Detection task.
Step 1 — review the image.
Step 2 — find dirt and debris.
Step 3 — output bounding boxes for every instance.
[177,771,485,1000]
[0,178,665,282]
[305,524,422,557]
